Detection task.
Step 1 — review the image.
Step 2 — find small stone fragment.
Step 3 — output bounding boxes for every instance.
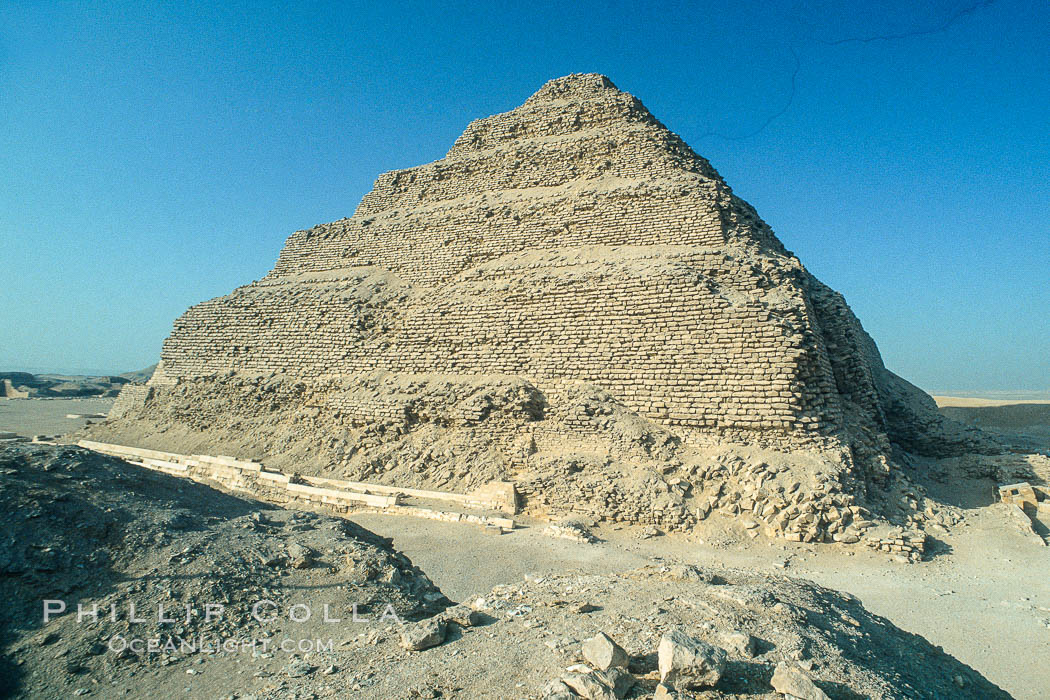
[667,565,712,582]
[597,666,635,698]
[399,618,447,651]
[653,683,677,699]
[561,669,617,700]
[540,679,577,700]
[287,542,312,561]
[442,603,483,627]
[285,659,315,678]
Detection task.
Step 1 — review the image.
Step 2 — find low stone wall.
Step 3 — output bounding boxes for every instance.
[77,440,517,530]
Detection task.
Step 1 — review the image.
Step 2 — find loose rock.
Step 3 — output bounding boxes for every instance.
[770,662,831,700]
[399,618,447,651]
[658,628,727,689]
[582,632,628,671]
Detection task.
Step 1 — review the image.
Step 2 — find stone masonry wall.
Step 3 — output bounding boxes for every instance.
[158,245,847,436]
[272,181,729,285]
[128,73,977,461]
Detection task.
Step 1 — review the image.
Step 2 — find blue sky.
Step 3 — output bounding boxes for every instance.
[1,0,1046,394]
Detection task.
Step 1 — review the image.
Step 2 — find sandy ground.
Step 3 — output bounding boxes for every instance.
[6,396,1049,697]
[350,505,1050,700]
[0,397,115,437]
[934,396,1050,408]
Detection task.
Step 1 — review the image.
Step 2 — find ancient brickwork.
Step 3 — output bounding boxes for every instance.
[368,249,844,433]
[158,245,849,435]
[158,268,413,378]
[272,181,730,284]
[107,385,151,419]
[147,73,962,450]
[269,73,785,286]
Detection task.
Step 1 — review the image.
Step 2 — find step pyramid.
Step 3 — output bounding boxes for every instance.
[98,74,993,536]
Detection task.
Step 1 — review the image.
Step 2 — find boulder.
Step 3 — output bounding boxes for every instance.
[657,629,726,688]
[722,629,756,657]
[582,632,628,671]
[770,662,831,700]
[561,669,617,700]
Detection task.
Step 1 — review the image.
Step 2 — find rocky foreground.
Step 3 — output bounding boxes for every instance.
[0,445,1013,698]
[0,444,447,698]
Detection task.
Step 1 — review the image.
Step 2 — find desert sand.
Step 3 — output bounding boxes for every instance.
[933,396,1050,407]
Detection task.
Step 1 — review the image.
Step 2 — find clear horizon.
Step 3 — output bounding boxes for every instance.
[2,0,1047,394]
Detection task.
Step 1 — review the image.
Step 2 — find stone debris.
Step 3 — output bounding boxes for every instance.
[560,668,626,700]
[544,521,598,543]
[652,683,678,699]
[0,447,1014,700]
[770,662,832,700]
[286,541,314,568]
[541,679,578,700]
[865,528,927,561]
[1,444,452,697]
[440,603,484,627]
[284,659,315,678]
[657,628,727,689]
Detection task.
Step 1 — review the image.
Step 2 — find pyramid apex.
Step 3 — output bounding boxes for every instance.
[524,73,621,105]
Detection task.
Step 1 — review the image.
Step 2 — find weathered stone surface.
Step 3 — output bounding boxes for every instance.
[770,662,832,700]
[561,669,618,700]
[598,667,635,698]
[657,628,727,688]
[441,603,484,627]
[540,679,577,700]
[722,630,756,658]
[399,618,446,651]
[561,666,633,700]
[653,683,678,699]
[582,632,628,671]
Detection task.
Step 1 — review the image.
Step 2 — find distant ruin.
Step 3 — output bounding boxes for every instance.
[92,74,995,538]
